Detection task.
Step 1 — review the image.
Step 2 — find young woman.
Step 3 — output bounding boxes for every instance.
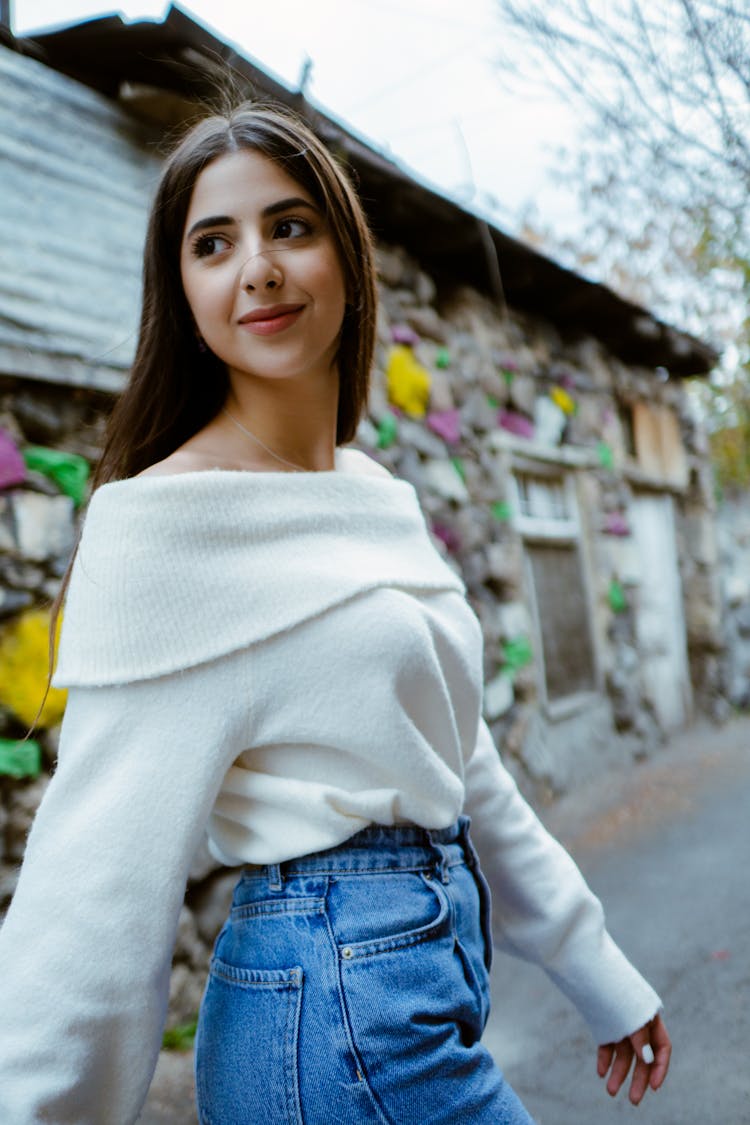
[0,103,670,1124]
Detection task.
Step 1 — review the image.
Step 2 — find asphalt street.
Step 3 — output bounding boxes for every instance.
[485,717,750,1124]
[142,717,750,1124]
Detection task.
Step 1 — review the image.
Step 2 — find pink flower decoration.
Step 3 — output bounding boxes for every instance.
[427,408,461,445]
[391,324,420,347]
[0,429,26,490]
[431,521,462,554]
[603,512,630,536]
[498,410,534,439]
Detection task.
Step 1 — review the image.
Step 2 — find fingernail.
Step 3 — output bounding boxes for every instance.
[642,1044,655,1065]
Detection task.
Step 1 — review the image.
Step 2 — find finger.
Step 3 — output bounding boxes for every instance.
[597,1043,614,1078]
[606,1040,634,1097]
[648,1014,672,1091]
[628,1056,651,1105]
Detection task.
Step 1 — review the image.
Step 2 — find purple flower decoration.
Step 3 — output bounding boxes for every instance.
[602,512,630,537]
[498,410,534,439]
[431,521,462,554]
[427,408,461,445]
[0,429,26,490]
[391,324,420,347]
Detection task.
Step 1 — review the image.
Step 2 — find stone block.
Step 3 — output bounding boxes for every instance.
[167,962,206,1028]
[397,418,448,459]
[484,672,514,719]
[5,775,50,862]
[452,508,490,553]
[191,868,239,948]
[461,388,500,432]
[405,306,447,343]
[497,601,530,639]
[428,368,455,413]
[0,588,33,620]
[486,541,523,585]
[10,492,75,562]
[414,269,437,306]
[684,511,719,567]
[421,459,469,503]
[173,905,209,972]
[375,245,407,288]
[508,372,537,416]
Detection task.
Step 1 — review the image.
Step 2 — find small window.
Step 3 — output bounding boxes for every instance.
[516,475,569,521]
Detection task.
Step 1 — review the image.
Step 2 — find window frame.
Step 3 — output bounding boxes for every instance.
[509,466,602,716]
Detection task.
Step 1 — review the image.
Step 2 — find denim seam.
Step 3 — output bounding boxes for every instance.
[321,889,394,1125]
[282,966,304,1125]
[230,897,325,921]
[209,960,304,988]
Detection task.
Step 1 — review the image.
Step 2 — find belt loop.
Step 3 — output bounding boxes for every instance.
[267,863,283,892]
[426,830,451,884]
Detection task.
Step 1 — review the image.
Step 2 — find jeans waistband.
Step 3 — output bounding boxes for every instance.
[243,816,474,881]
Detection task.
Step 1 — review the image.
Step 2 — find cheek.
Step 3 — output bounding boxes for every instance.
[181,268,225,326]
[312,254,348,314]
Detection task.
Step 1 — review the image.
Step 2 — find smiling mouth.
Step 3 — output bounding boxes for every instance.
[238,304,305,336]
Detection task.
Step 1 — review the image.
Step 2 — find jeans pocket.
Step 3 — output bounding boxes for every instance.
[195,959,303,1125]
[330,872,450,957]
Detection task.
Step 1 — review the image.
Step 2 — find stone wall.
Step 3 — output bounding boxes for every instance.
[716,496,750,711]
[0,242,724,1029]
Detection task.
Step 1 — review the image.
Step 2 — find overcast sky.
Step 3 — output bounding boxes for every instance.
[13,0,582,237]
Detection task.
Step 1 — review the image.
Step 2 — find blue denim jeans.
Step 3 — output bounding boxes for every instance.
[194,817,536,1124]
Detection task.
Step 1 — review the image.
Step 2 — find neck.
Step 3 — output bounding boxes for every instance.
[223,375,339,473]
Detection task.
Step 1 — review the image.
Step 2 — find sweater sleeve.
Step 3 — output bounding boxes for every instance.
[463,719,662,1045]
[0,654,250,1125]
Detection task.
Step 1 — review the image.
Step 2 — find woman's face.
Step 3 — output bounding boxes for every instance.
[180,149,348,390]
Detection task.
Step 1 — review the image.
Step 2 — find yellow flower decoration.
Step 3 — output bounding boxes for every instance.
[0,608,67,728]
[550,386,576,415]
[386,345,432,417]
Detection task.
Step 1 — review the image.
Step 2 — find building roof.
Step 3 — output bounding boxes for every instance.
[6,4,718,380]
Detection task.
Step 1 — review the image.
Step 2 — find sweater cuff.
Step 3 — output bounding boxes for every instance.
[548,929,663,1045]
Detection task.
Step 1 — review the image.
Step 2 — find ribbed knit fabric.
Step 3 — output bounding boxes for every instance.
[0,452,661,1124]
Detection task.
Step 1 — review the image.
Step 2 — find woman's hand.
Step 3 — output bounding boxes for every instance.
[597,1013,671,1105]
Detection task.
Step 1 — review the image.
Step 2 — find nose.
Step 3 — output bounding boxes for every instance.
[238,248,284,292]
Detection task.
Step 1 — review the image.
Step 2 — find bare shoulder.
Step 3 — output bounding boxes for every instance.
[136,450,214,478]
[341,447,394,479]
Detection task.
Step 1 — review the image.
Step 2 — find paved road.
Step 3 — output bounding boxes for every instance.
[485,718,750,1124]
[142,718,750,1124]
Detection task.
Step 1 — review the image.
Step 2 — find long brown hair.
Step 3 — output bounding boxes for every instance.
[97,100,378,484]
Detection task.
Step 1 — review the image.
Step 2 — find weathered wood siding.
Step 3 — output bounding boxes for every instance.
[0,45,161,390]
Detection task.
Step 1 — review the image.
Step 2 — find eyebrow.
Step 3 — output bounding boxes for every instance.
[185,197,319,242]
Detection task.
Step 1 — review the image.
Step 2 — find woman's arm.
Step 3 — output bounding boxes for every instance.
[0,654,250,1125]
[463,719,662,1047]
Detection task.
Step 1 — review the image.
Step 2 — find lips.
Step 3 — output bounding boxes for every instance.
[238,303,305,336]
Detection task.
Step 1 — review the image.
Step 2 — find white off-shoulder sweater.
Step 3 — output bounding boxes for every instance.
[0,448,661,1124]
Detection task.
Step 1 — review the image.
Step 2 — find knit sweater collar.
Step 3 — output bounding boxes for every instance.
[54,452,465,687]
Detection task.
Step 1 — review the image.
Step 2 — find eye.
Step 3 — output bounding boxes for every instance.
[191,233,231,259]
[273,217,312,240]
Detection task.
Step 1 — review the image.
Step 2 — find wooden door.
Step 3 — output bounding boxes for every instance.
[630,494,691,730]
